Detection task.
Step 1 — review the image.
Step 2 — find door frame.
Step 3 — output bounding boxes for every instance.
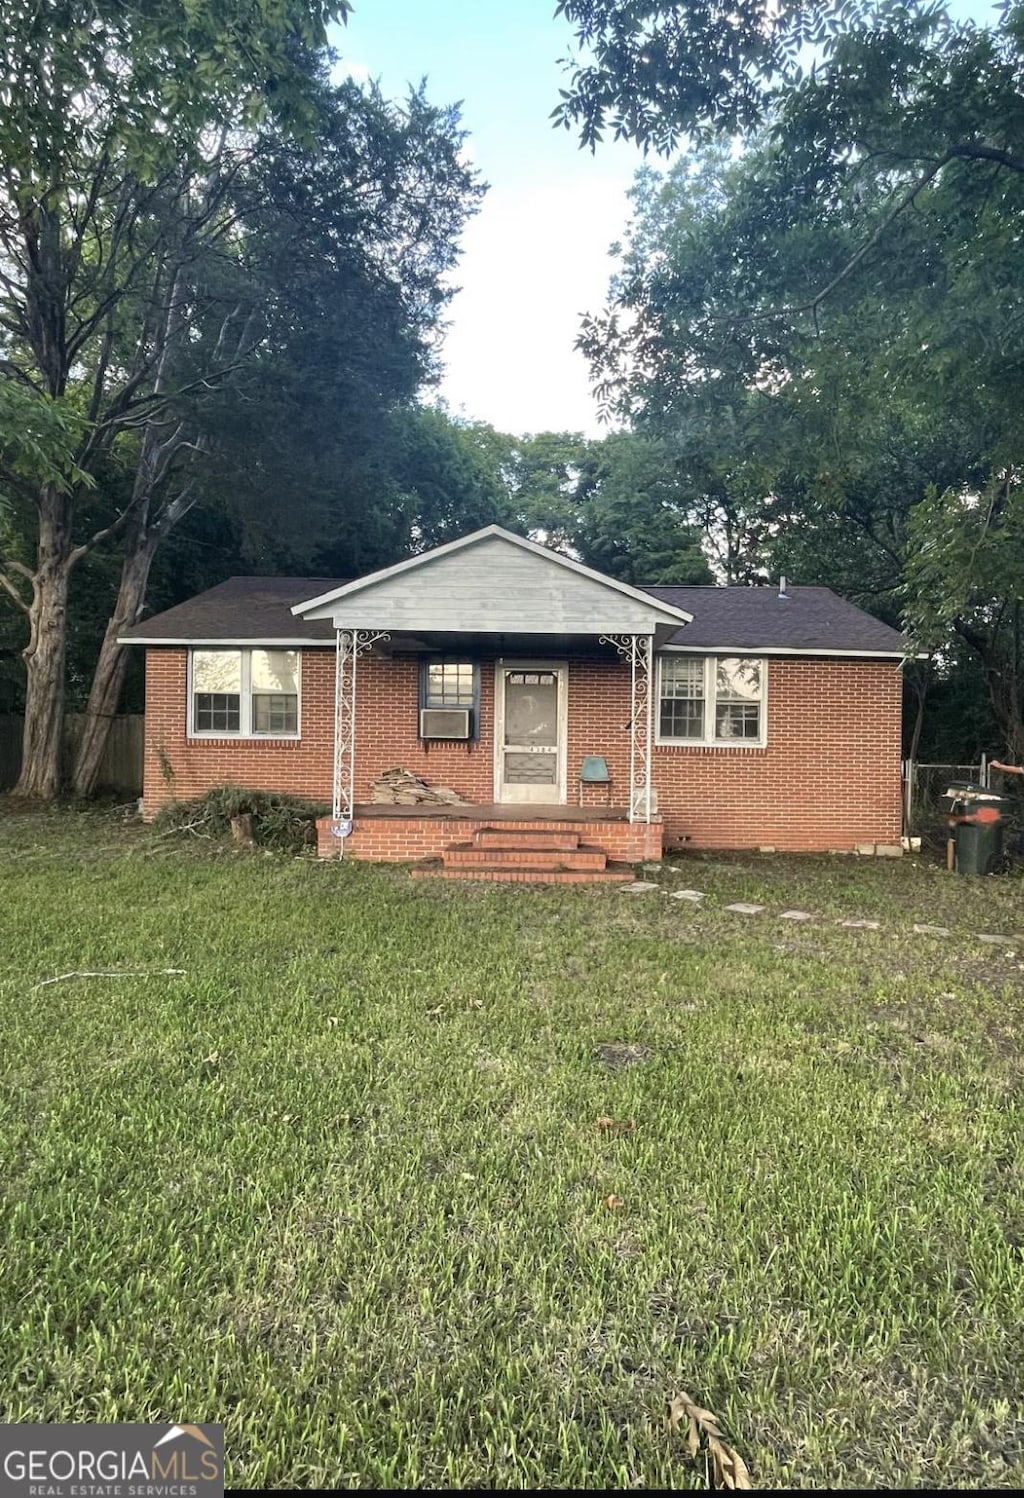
[493,659,569,805]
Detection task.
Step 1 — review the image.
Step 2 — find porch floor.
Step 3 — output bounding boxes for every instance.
[354,802,634,822]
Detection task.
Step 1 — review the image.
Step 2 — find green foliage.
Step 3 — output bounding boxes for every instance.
[155,784,329,852]
[905,479,1024,650]
[177,80,484,578]
[0,0,349,188]
[572,4,1024,755]
[568,432,712,584]
[0,385,94,512]
[555,1,966,152]
[0,13,484,778]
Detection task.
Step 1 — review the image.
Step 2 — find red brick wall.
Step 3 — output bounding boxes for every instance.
[653,657,904,852]
[357,657,496,802]
[142,647,903,854]
[142,648,335,815]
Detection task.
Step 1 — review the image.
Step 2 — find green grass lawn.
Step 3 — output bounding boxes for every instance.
[1,803,1023,1489]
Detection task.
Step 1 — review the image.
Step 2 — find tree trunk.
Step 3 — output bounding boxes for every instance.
[906,660,929,765]
[71,526,159,799]
[14,496,73,799]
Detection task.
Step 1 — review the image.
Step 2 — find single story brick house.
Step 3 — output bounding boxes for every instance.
[121,525,908,880]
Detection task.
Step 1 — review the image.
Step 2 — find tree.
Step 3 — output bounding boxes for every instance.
[574,78,1024,743]
[0,0,349,797]
[68,76,482,796]
[525,431,711,584]
[905,476,1024,761]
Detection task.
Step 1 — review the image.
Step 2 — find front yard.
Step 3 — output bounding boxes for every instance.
[1,803,1023,1489]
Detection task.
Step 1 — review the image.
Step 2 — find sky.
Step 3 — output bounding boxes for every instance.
[332,1,1000,441]
[331,0,646,439]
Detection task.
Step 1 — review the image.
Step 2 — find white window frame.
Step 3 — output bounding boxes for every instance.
[655,654,767,748]
[187,648,302,740]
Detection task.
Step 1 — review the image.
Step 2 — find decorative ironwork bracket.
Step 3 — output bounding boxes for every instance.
[334,629,390,824]
[600,633,654,823]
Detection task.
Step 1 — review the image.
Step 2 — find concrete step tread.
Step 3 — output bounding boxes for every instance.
[410,859,634,884]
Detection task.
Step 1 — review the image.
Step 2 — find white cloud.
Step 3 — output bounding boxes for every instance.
[439,177,631,437]
[337,58,372,85]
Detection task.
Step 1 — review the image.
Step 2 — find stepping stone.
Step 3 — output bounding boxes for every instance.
[670,889,705,902]
[779,910,814,921]
[840,919,880,930]
[977,933,1017,945]
[724,902,766,915]
[913,924,950,937]
[642,862,663,873]
[620,881,661,894]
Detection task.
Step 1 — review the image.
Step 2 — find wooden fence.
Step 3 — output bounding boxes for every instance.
[0,714,144,796]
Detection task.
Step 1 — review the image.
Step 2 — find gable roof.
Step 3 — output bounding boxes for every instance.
[648,585,907,656]
[291,525,694,631]
[118,539,908,659]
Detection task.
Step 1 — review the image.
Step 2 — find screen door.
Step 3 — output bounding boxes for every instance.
[496,665,566,804]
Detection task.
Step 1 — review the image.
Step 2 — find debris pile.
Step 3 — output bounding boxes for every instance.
[369,767,467,807]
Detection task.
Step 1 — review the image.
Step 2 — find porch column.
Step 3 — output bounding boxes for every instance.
[333,629,389,823]
[599,633,654,823]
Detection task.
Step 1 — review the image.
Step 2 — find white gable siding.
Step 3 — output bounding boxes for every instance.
[302,535,679,633]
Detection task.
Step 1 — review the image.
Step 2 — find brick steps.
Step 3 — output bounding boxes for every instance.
[443,840,609,871]
[409,823,634,884]
[410,859,635,884]
[474,826,580,851]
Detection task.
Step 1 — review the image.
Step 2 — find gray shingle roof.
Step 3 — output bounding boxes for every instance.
[120,576,346,642]
[646,585,908,654]
[122,575,908,656]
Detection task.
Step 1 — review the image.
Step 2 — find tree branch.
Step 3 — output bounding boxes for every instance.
[0,566,31,615]
[947,142,1024,174]
[714,153,955,330]
[67,506,134,569]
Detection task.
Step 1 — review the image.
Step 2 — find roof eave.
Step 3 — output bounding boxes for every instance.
[118,635,332,647]
[660,642,913,659]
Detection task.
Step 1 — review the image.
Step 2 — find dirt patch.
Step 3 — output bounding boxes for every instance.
[596,1042,654,1070]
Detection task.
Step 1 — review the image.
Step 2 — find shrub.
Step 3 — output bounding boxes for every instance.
[154,785,329,854]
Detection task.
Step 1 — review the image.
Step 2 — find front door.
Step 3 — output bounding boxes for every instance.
[495,662,567,804]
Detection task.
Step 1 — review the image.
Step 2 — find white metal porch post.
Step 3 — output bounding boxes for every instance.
[599,633,654,823]
[333,628,389,823]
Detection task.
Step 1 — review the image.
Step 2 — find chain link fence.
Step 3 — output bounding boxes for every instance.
[902,761,984,852]
[903,758,1024,859]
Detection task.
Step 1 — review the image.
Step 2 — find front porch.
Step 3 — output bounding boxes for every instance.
[293,526,692,870]
[316,802,663,869]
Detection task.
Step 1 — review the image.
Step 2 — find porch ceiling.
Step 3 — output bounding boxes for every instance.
[371,630,676,657]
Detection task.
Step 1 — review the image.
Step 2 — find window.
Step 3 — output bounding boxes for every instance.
[420,659,479,737]
[423,661,476,708]
[190,649,300,737]
[658,657,705,741]
[251,649,299,735]
[657,656,765,745]
[193,650,242,733]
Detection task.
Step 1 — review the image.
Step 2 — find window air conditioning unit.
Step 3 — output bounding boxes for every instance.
[420,707,471,740]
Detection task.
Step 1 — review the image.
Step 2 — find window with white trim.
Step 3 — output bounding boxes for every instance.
[190,649,300,737]
[657,656,765,744]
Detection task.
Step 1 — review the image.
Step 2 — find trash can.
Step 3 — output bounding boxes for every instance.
[943,781,1012,875]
